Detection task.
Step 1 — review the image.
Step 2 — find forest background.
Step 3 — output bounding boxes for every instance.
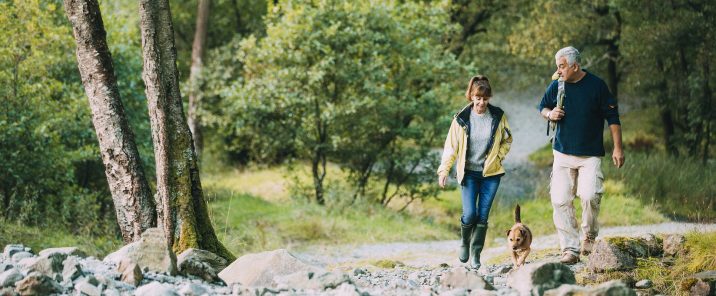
[1,0,714,265]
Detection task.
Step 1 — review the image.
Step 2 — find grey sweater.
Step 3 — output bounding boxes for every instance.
[466,108,492,171]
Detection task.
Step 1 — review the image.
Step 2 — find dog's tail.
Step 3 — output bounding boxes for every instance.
[515,204,521,223]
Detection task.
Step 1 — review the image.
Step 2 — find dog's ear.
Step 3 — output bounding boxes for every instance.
[506,229,511,236]
[520,229,526,237]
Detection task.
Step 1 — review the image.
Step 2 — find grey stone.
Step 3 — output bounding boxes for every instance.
[13,273,61,296]
[177,283,207,296]
[176,249,223,282]
[0,264,13,272]
[9,253,32,264]
[0,269,23,288]
[117,258,143,286]
[62,256,84,283]
[440,267,494,291]
[74,277,102,296]
[353,268,368,276]
[134,282,179,296]
[276,270,351,290]
[662,234,686,257]
[468,288,499,296]
[103,288,121,296]
[25,252,67,281]
[38,247,87,259]
[0,287,18,296]
[218,249,323,287]
[635,279,653,289]
[638,234,663,257]
[588,238,639,272]
[441,288,469,296]
[328,283,361,296]
[2,245,24,261]
[103,228,177,275]
[507,262,575,296]
[589,280,637,295]
[543,284,588,295]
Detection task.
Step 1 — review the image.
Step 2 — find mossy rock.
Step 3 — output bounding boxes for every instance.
[371,259,404,269]
[588,235,662,272]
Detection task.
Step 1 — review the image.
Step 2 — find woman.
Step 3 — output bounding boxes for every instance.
[437,75,512,269]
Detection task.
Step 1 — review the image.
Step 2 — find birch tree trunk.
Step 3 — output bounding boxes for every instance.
[138,0,234,261]
[187,0,210,160]
[64,0,156,243]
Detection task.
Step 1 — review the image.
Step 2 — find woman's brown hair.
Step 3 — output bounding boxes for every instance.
[464,75,492,102]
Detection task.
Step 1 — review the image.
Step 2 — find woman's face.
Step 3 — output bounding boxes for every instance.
[471,95,490,114]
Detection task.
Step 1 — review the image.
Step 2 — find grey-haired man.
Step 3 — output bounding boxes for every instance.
[538,46,625,264]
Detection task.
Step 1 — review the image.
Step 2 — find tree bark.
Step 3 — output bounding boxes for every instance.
[139,0,234,261]
[64,0,156,243]
[187,0,210,161]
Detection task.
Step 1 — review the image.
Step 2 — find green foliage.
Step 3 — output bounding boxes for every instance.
[214,0,470,205]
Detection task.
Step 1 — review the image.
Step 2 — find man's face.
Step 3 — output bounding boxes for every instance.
[556,56,578,82]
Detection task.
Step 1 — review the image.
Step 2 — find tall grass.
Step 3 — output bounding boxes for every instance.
[603,152,715,222]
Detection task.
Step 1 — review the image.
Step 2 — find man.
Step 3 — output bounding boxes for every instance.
[538,46,625,264]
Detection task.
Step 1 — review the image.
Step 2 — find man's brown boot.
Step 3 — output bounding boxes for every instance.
[560,252,579,265]
[581,238,595,256]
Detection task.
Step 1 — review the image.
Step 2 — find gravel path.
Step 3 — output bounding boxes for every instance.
[294,222,716,270]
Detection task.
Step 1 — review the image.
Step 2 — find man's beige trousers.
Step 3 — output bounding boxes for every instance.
[550,150,604,256]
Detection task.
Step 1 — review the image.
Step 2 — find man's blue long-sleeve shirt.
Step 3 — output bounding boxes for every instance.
[538,71,620,157]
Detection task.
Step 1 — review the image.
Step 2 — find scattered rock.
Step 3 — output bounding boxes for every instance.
[14,273,61,296]
[589,280,637,295]
[353,268,368,276]
[2,246,25,261]
[134,282,179,296]
[25,253,67,281]
[9,253,31,264]
[117,258,143,287]
[662,234,686,257]
[507,262,575,296]
[218,249,322,287]
[440,267,494,291]
[635,279,653,289]
[588,237,648,272]
[176,248,225,282]
[61,256,84,283]
[103,228,177,275]
[276,270,351,290]
[177,283,207,296]
[0,269,23,288]
[74,276,102,296]
[38,247,87,259]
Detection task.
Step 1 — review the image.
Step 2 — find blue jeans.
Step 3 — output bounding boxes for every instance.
[461,170,501,225]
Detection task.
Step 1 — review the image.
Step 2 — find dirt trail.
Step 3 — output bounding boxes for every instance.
[294,222,716,270]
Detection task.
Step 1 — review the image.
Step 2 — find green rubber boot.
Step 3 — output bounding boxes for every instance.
[459,223,474,263]
[469,224,488,269]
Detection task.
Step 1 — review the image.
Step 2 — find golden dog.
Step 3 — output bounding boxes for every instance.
[506,204,532,268]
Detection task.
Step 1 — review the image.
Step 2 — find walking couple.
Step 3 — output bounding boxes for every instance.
[437,46,625,270]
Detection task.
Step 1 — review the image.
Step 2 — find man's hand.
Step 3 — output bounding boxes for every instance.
[609,124,624,168]
[549,107,565,121]
[612,148,625,168]
[438,175,447,188]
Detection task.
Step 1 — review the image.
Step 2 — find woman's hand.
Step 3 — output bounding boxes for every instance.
[438,175,447,188]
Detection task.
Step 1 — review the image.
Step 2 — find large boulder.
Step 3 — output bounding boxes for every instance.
[440,267,494,291]
[103,228,177,275]
[2,245,26,261]
[588,236,659,272]
[218,249,323,287]
[24,253,67,281]
[117,258,143,286]
[507,262,575,296]
[176,248,227,282]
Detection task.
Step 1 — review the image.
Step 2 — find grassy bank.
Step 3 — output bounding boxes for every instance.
[577,231,716,295]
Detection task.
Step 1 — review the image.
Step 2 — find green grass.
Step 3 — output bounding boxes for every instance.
[576,232,716,296]
[0,219,122,258]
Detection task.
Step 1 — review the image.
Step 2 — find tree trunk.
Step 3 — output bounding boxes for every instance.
[64,0,156,243]
[138,0,234,261]
[187,0,210,161]
[702,60,712,164]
